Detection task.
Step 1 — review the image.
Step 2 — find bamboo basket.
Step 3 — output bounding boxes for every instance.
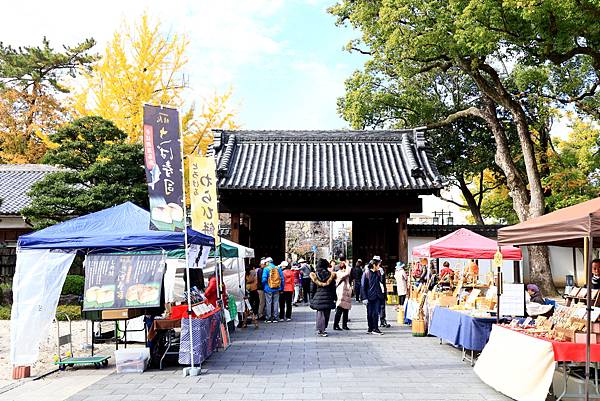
[412,318,426,336]
[397,307,405,324]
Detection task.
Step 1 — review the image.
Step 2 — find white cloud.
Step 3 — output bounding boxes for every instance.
[0,1,284,98]
[0,0,360,129]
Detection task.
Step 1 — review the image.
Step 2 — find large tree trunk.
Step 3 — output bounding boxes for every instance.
[456,175,485,225]
[527,245,555,295]
[460,59,553,291]
[500,99,555,295]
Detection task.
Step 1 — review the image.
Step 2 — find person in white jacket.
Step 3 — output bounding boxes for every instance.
[394,261,408,306]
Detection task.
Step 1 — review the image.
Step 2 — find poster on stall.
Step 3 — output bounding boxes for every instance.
[189,154,219,241]
[83,254,165,311]
[142,104,185,232]
[499,283,525,317]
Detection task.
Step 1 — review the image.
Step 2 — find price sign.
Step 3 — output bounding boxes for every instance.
[493,250,503,268]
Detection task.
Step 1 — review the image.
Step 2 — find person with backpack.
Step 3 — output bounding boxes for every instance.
[261,257,284,323]
[279,261,295,321]
[361,257,385,335]
[310,258,337,337]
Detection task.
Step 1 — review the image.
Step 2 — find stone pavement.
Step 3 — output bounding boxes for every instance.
[5,304,512,401]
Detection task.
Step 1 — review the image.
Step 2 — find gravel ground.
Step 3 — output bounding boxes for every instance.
[0,320,116,386]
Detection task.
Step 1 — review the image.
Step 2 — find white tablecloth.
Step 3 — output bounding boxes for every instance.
[474,325,555,401]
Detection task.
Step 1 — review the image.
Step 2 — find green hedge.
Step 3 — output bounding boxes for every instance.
[61,275,85,296]
[0,305,81,320]
[56,305,82,320]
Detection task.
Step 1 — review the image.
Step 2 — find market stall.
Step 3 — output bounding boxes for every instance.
[10,202,215,376]
[475,324,600,401]
[408,228,522,345]
[476,197,600,400]
[166,239,254,318]
[428,306,497,365]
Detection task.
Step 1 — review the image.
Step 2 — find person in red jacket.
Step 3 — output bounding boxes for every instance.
[204,273,227,308]
[279,261,295,321]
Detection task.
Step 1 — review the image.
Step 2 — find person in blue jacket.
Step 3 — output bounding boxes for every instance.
[361,257,385,335]
[261,257,284,323]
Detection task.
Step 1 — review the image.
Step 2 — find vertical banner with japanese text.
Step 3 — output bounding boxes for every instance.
[189,155,219,241]
[143,105,185,231]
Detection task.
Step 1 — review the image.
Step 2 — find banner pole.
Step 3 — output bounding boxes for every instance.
[178,110,198,377]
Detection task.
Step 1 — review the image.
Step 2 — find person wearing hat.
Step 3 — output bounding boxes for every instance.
[261,257,284,323]
[279,261,295,321]
[299,259,312,305]
[526,284,545,305]
[394,261,408,307]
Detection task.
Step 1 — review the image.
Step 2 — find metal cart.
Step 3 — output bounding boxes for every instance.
[53,312,110,370]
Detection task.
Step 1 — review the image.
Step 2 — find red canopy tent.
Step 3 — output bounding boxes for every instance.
[413,228,522,260]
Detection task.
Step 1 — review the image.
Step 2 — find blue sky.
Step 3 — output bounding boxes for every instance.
[229,1,366,129]
[0,0,469,221]
[0,0,366,130]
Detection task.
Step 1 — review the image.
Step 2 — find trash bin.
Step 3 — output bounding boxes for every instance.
[566,275,574,287]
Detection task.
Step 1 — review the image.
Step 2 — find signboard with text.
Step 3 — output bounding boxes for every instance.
[499,283,525,317]
[83,254,165,311]
[189,155,219,240]
[143,105,185,231]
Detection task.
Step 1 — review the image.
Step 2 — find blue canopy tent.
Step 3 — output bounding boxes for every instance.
[18,201,214,250]
[10,202,214,368]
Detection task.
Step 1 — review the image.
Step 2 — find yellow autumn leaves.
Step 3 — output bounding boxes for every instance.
[71,13,238,154]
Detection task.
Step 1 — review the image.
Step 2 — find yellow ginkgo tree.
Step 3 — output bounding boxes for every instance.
[72,13,239,153]
[72,13,188,143]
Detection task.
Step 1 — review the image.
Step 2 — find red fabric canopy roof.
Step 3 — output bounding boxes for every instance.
[412,228,522,260]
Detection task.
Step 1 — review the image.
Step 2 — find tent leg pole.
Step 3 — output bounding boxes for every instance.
[574,247,579,287]
[586,235,594,401]
[179,135,198,377]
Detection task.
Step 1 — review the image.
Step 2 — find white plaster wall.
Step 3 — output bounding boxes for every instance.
[521,246,585,287]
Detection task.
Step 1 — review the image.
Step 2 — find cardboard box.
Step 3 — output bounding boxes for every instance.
[101,308,144,320]
[574,332,599,344]
[438,295,458,307]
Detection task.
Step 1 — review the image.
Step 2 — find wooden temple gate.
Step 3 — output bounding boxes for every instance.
[214,129,443,270]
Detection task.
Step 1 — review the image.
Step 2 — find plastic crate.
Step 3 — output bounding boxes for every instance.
[114,348,150,373]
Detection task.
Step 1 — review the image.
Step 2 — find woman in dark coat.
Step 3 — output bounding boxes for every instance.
[310,258,337,337]
[527,284,545,304]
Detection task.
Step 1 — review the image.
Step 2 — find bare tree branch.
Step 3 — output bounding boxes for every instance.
[439,195,468,209]
[425,106,483,129]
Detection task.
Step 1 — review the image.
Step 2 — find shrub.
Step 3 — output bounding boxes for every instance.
[0,305,81,320]
[61,275,85,296]
[0,305,10,320]
[56,305,82,321]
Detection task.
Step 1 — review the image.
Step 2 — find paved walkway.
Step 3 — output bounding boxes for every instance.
[2,304,512,401]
